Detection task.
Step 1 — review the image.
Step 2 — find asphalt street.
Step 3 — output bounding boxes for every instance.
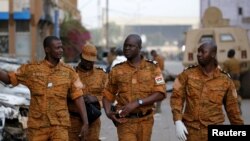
[99,84,250,141]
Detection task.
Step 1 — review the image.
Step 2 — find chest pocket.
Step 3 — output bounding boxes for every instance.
[53,80,70,98]
[187,78,202,97]
[208,87,226,104]
[139,71,152,92]
[30,76,46,93]
[88,77,103,94]
[117,75,130,93]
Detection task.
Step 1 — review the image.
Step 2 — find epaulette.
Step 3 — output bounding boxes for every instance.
[146,59,158,65]
[218,67,231,79]
[96,66,106,72]
[184,64,198,71]
[61,62,75,71]
[113,61,126,68]
[28,60,41,64]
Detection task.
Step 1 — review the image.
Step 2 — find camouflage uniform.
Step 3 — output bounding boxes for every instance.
[223,57,242,113]
[68,66,107,141]
[170,65,244,141]
[8,60,83,141]
[103,57,166,141]
[153,55,165,113]
[153,55,164,71]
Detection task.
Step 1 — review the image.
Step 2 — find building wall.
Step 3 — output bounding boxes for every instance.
[200,0,250,38]
[0,0,81,61]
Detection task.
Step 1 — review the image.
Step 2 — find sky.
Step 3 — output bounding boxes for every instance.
[78,0,200,29]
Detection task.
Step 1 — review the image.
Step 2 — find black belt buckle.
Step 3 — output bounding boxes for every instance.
[135,112,143,118]
[127,110,151,118]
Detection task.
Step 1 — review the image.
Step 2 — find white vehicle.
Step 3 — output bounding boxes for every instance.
[0,56,30,140]
[0,83,30,141]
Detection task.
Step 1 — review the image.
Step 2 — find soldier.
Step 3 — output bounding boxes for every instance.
[0,36,88,141]
[106,47,117,73]
[150,50,165,113]
[150,50,164,71]
[102,34,166,141]
[223,49,242,114]
[68,43,107,141]
[170,41,244,141]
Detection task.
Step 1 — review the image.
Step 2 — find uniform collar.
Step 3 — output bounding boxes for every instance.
[197,65,221,78]
[42,59,62,70]
[76,65,94,74]
[126,55,147,69]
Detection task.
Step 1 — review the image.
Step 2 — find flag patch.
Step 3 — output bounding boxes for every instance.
[155,75,165,85]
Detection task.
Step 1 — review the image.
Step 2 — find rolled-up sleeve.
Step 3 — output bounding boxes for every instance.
[102,71,117,102]
[70,73,84,100]
[8,64,28,86]
[170,72,187,121]
[224,80,244,124]
[152,67,166,96]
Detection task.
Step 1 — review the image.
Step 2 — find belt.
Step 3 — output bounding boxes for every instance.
[125,110,152,118]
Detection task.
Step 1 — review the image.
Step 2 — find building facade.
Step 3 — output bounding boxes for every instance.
[200,0,250,38]
[0,0,81,62]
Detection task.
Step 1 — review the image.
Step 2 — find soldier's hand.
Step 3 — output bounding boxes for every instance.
[107,109,127,124]
[119,101,139,117]
[79,123,89,141]
[175,120,188,141]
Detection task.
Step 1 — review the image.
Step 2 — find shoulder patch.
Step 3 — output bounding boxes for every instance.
[146,59,158,65]
[96,66,106,72]
[184,64,198,71]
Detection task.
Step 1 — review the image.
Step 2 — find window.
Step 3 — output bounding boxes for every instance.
[238,7,243,15]
[199,35,214,43]
[220,34,234,42]
[16,20,29,32]
[0,21,8,32]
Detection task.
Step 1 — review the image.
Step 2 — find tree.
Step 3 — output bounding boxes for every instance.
[60,19,91,62]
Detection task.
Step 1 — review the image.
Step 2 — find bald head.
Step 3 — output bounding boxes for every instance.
[197,41,218,66]
[199,41,217,54]
[125,34,142,49]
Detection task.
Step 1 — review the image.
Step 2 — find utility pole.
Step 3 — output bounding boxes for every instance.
[106,0,109,48]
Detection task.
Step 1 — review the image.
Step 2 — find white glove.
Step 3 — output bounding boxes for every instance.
[175,120,188,141]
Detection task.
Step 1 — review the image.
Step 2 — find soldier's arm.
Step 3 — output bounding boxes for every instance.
[170,73,187,121]
[0,69,11,84]
[70,74,89,137]
[74,96,89,125]
[223,80,244,125]
[102,71,118,118]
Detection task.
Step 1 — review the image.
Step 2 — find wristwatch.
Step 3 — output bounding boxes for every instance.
[137,99,144,106]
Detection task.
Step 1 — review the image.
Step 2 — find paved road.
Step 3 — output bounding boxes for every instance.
[99,89,250,141]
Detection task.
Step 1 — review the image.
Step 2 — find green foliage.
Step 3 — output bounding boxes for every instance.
[60,19,91,62]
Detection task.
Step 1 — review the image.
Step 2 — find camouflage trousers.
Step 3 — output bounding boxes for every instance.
[68,115,101,141]
[117,115,154,141]
[186,125,208,141]
[27,126,68,141]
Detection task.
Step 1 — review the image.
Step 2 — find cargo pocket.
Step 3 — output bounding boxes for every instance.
[53,81,70,93]
[28,110,43,128]
[56,109,70,126]
[139,71,152,93]
[117,75,130,93]
[187,78,201,97]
